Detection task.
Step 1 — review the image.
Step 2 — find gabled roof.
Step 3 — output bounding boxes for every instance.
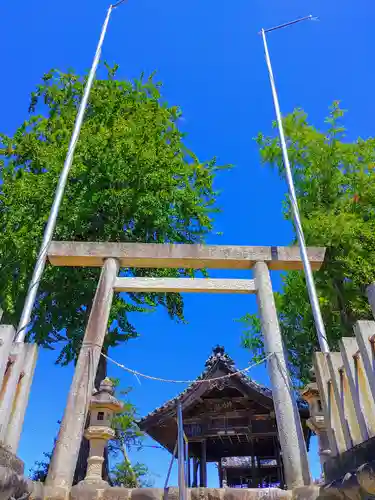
[139,346,307,430]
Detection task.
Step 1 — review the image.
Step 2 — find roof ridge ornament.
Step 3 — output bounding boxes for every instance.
[205,345,235,368]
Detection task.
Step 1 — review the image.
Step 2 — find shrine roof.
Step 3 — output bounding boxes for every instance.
[139,346,307,429]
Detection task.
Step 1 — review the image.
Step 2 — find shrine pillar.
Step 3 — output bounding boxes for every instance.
[250,448,257,488]
[199,439,207,487]
[222,464,228,488]
[218,461,222,488]
[187,457,191,487]
[254,261,311,489]
[192,457,198,487]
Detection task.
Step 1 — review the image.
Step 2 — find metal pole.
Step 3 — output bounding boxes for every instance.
[177,402,186,500]
[260,21,330,354]
[262,15,314,34]
[15,4,117,343]
[164,442,178,490]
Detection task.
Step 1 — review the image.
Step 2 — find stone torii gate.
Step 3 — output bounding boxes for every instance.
[41,241,325,497]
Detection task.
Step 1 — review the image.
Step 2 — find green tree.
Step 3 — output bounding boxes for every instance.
[1,64,228,482]
[108,381,145,486]
[241,103,375,383]
[110,462,152,488]
[0,64,228,364]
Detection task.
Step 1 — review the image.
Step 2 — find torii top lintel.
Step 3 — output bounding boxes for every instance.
[48,241,325,271]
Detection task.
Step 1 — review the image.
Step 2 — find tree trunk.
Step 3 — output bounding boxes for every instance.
[122,442,137,487]
[73,349,110,484]
[332,278,353,336]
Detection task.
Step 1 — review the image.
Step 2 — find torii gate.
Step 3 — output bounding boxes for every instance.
[38,241,325,492]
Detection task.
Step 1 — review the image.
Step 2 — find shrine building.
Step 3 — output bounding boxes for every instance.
[139,346,311,489]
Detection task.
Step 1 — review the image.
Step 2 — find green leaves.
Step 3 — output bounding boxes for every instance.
[0,64,229,364]
[110,461,152,488]
[242,103,375,383]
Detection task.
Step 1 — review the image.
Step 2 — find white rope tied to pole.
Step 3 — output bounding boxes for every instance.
[101,352,272,384]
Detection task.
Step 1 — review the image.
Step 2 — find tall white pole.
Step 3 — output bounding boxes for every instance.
[15,4,121,342]
[260,18,330,354]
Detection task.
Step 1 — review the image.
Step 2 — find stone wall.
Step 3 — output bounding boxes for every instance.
[0,444,32,500]
[66,486,293,500]
[18,481,375,500]
[323,435,375,482]
[0,444,24,476]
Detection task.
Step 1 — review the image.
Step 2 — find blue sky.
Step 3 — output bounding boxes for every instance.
[2,0,374,488]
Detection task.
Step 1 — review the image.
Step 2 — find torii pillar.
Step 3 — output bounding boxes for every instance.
[255,261,311,487]
[45,257,119,496]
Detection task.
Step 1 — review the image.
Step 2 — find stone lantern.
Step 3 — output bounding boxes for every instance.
[301,379,331,474]
[82,377,123,486]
